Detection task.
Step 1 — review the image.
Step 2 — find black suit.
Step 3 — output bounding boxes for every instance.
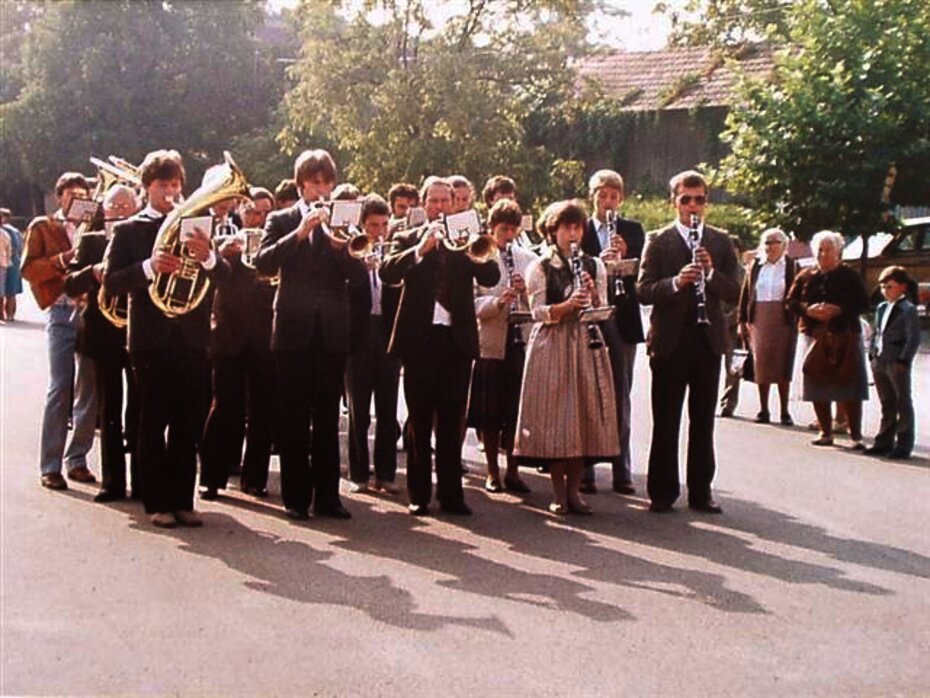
[345,270,402,484]
[64,231,139,497]
[380,229,500,508]
[254,203,371,514]
[199,255,276,492]
[637,222,739,507]
[581,216,646,487]
[104,211,222,514]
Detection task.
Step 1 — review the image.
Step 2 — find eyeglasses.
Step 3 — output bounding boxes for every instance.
[677,195,706,206]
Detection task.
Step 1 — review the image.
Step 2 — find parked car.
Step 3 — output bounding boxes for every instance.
[843,216,930,310]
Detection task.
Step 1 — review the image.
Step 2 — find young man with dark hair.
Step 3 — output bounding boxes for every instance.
[637,169,740,514]
[866,266,920,460]
[22,171,99,490]
[580,168,645,496]
[344,194,402,494]
[448,175,475,213]
[481,175,517,208]
[254,148,370,521]
[273,179,299,210]
[104,149,222,528]
[380,177,500,516]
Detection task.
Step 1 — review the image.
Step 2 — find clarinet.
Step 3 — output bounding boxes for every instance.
[570,242,604,349]
[504,243,525,347]
[689,213,711,325]
[606,209,625,298]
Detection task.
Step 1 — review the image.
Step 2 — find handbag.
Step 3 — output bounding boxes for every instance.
[731,347,755,382]
[802,327,858,383]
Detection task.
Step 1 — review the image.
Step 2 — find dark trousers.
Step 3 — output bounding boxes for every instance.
[275,347,345,512]
[200,351,275,490]
[133,352,208,514]
[345,316,401,483]
[871,359,915,453]
[402,326,473,507]
[94,351,139,495]
[647,326,721,506]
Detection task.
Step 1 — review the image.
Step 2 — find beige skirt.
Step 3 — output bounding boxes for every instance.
[514,320,619,461]
[749,301,797,384]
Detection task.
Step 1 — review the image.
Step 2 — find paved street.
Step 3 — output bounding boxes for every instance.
[2,295,929,696]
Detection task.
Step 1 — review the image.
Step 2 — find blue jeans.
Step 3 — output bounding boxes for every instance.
[39,302,97,475]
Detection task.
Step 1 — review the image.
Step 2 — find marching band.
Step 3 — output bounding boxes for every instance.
[21,146,738,525]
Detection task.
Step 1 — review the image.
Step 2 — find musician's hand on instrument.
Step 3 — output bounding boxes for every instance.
[218,237,242,260]
[694,246,713,272]
[610,233,627,257]
[510,272,526,295]
[599,248,618,264]
[498,288,516,309]
[296,210,325,241]
[185,226,212,263]
[675,263,702,287]
[416,224,442,257]
[151,250,182,274]
[569,287,591,308]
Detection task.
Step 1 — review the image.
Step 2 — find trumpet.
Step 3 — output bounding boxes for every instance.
[416,215,495,263]
[688,213,711,325]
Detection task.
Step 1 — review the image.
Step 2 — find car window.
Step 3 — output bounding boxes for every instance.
[897,231,915,251]
[918,226,930,250]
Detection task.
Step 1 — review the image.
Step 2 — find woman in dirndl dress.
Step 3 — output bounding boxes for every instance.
[737,228,799,425]
[514,200,619,515]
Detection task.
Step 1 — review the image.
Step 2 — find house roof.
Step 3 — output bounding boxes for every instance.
[576,44,776,112]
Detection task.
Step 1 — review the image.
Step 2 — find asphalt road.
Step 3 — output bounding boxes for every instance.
[2,295,929,697]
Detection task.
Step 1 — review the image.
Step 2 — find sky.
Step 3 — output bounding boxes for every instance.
[267,0,684,52]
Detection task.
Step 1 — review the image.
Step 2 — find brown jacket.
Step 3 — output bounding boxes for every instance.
[21,216,72,309]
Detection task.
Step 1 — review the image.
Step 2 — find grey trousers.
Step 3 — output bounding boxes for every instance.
[870,359,915,453]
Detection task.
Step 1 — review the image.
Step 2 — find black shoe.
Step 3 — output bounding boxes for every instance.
[612,482,636,495]
[284,507,310,521]
[199,486,219,501]
[242,485,269,498]
[719,408,734,418]
[649,501,674,513]
[579,482,598,495]
[780,413,794,426]
[754,411,771,424]
[864,445,892,456]
[503,477,531,494]
[886,449,912,460]
[94,488,126,503]
[689,498,723,514]
[314,502,352,519]
[408,503,430,516]
[440,500,473,516]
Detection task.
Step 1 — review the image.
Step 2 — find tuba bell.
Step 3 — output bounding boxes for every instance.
[149,151,250,317]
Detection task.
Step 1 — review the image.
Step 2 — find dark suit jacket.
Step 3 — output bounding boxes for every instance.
[254,203,370,354]
[379,227,501,360]
[209,255,276,359]
[637,223,740,358]
[737,255,798,326]
[63,231,126,360]
[21,216,72,309]
[871,299,920,364]
[582,216,645,343]
[104,212,221,355]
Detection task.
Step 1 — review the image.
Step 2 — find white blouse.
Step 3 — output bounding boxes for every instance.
[754,255,787,302]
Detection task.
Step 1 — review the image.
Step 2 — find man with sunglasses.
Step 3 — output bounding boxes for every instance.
[637,170,740,514]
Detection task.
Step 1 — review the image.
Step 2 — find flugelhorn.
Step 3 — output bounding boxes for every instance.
[149,151,250,317]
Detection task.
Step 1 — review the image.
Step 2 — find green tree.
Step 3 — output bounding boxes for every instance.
[1,0,281,204]
[661,0,793,47]
[719,0,930,243]
[280,0,604,207]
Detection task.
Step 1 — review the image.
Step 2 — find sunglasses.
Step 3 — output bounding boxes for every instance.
[677,195,706,205]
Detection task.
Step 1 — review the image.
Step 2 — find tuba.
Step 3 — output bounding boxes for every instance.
[149,151,250,317]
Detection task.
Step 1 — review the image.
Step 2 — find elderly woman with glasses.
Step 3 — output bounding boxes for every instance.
[737,228,799,425]
[786,230,870,448]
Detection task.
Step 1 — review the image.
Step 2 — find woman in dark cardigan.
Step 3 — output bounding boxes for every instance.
[786,230,870,448]
[738,228,799,425]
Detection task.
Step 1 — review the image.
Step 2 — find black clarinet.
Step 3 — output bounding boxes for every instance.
[504,243,525,347]
[570,242,604,349]
[606,209,625,298]
[689,213,711,325]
